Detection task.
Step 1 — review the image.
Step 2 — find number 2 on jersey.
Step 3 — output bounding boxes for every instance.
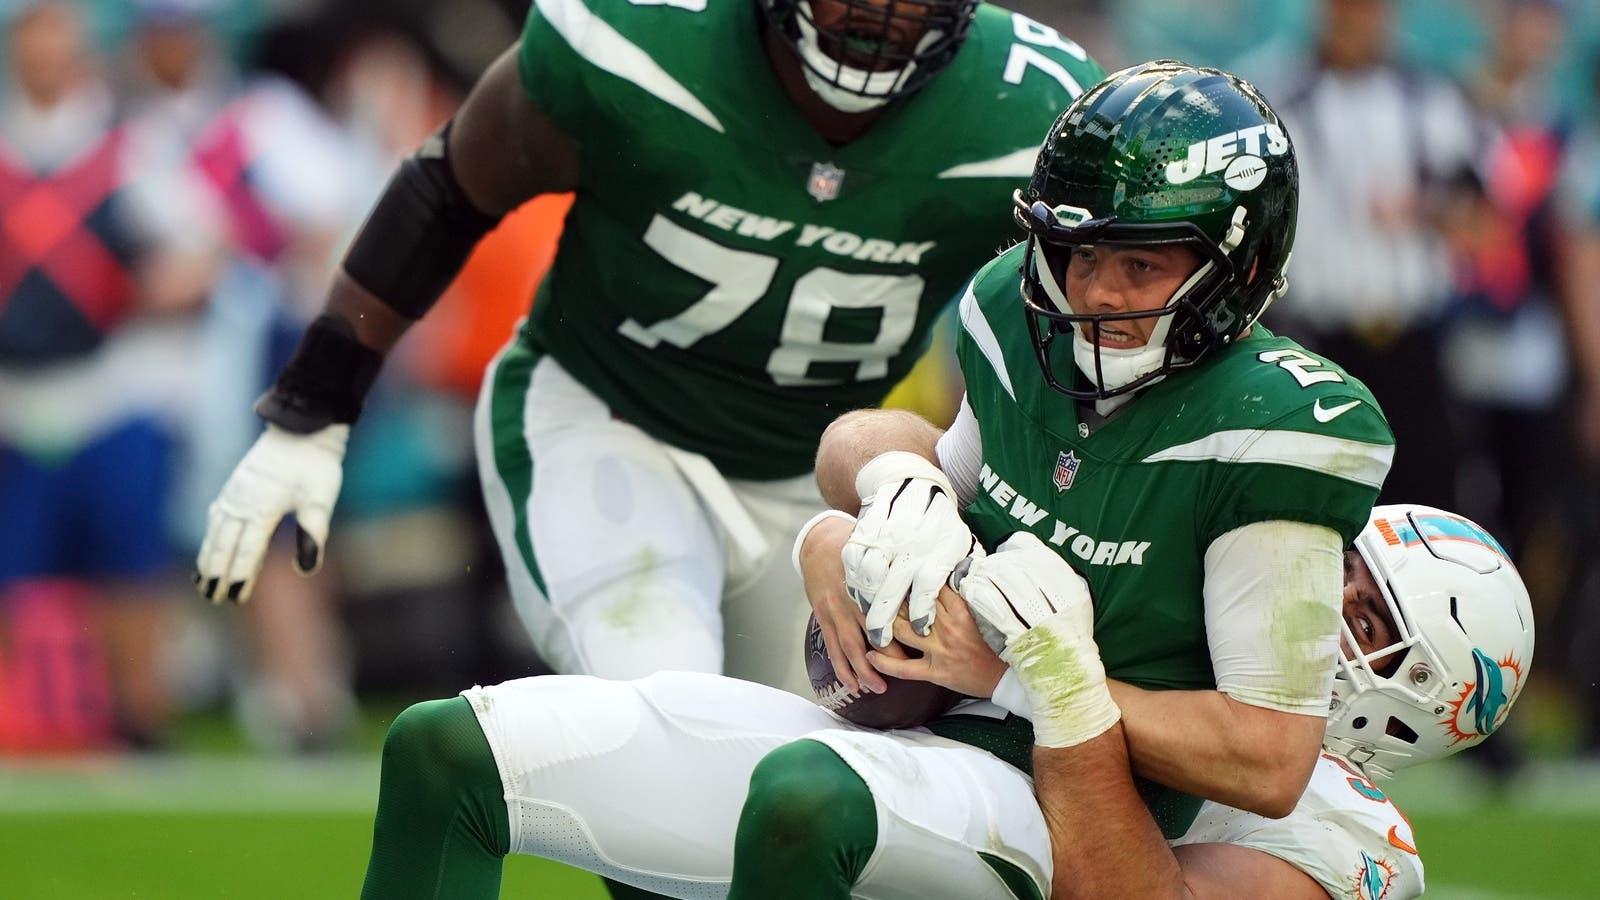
[1258,348,1345,388]
[619,215,924,386]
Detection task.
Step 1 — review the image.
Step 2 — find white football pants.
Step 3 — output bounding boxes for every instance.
[464,672,1053,899]
[475,342,819,695]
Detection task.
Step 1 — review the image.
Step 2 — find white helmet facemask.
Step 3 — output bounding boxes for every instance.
[794,1,941,113]
[1030,235,1216,395]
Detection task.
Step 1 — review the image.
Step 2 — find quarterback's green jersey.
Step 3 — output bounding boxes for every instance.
[515,0,1103,479]
[928,243,1394,834]
[955,244,1393,689]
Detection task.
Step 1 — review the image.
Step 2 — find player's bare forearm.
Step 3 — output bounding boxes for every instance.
[1035,726,1189,900]
[1037,733,1327,900]
[1108,683,1321,819]
[814,409,945,512]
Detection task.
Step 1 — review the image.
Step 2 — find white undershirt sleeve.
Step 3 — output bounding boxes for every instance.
[1204,520,1344,716]
[934,394,984,509]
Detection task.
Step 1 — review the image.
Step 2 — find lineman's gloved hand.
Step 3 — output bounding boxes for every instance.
[954,532,1119,748]
[196,424,348,603]
[843,451,982,649]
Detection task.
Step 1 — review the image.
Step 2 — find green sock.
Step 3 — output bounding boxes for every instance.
[360,697,510,900]
[726,740,878,900]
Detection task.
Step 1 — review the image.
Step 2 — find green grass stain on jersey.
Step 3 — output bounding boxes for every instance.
[1263,537,1343,709]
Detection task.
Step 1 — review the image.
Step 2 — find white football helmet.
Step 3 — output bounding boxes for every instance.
[1325,504,1534,780]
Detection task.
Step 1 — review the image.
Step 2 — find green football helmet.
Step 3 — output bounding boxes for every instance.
[1013,60,1299,400]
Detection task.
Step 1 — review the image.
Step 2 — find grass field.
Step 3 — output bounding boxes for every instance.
[0,808,1592,899]
[0,812,612,899]
[2,754,1598,898]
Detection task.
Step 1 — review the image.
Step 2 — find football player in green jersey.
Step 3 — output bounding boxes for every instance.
[352,63,1398,900]
[353,507,1489,900]
[766,59,1394,876]
[787,504,1531,900]
[193,0,1105,696]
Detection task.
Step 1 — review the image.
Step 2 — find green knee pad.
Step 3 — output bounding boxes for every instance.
[360,697,510,900]
[727,739,878,900]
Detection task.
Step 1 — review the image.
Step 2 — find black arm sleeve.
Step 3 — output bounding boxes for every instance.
[341,119,501,320]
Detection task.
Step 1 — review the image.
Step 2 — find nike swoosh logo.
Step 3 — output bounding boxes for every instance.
[1313,399,1362,423]
[1387,825,1418,855]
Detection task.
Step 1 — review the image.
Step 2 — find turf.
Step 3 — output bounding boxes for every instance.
[0,813,612,900]
[1406,810,1600,898]
[0,808,1595,898]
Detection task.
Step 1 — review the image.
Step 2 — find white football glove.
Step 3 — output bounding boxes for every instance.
[196,424,348,603]
[954,532,1119,748]
[842,451,982,648]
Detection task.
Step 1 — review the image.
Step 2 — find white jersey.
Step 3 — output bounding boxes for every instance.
[1175,753,1424,900]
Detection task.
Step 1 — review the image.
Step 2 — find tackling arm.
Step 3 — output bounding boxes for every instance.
[814,408,947,513]
[1036,733,1329,900]
[1035,726,1186,899]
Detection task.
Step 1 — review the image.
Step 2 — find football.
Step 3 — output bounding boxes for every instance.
[805,612,962,729]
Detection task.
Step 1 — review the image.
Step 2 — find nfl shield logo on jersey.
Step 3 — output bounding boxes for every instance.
[1053,451,1080,492]
[807,162,845,202]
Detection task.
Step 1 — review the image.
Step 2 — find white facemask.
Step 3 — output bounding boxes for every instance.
[793,2,937,114]
[1031,236,1215,395]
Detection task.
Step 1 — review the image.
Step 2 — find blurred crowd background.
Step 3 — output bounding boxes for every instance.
[1,0,1598,782]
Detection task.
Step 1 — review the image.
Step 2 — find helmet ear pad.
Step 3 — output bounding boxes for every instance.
[1166,266,1239,362]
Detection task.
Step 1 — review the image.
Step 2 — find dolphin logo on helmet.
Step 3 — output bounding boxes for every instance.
[1466,648,1513,737]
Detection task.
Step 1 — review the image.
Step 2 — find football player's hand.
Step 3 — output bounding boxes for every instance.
[843,452,982,649]
[195,424,348,603]
[798,513,888,695]
[953,531,1094,654]
[954,532,1119,748]
[867,586,1007,700]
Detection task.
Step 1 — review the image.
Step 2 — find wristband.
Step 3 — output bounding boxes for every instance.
[255,315,383,433]
[791,509,857,576]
